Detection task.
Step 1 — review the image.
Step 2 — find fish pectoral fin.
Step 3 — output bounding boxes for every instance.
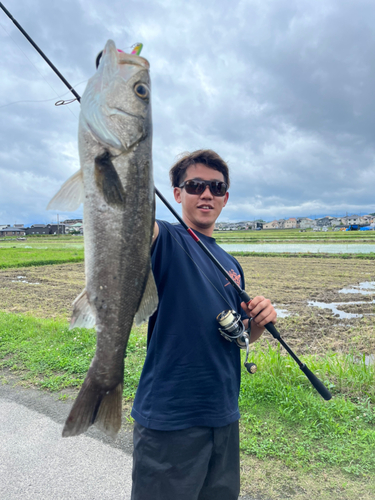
[95,151,126,207]
[135,269,159,326]
[47,169,84,211]
[69,288,96,329]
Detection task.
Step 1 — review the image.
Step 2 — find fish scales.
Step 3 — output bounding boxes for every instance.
[47,40,158,438]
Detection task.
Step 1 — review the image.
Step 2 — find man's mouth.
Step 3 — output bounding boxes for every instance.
[198,205,213,211]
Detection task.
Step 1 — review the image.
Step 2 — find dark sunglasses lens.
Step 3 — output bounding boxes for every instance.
[184,180,205,194]
[211,182,227,196]
[183,180,227,196]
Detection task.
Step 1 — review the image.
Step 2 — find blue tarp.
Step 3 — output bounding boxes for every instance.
[360,226,372,231]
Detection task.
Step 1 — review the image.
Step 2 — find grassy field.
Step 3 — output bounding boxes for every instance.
[0,243,375,499]
[0,236,84,269]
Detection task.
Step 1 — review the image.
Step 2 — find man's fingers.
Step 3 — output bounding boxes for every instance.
[248,298,277,326]
[248,298,271,317]
[253,309,277,327]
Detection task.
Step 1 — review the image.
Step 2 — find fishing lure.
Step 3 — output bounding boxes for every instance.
[131,43,143,56]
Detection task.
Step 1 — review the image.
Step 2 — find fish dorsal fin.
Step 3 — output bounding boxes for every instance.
[69,288,96,330]
[135,268,159,326]
[47,170,84,211]
[95,151,126,207]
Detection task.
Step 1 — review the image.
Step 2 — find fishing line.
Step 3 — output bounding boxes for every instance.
[0,20,79,119]
[0,80,88,110]
[158,220,234,311]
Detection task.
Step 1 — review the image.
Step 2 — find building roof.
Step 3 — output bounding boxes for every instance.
[0,227,24,232]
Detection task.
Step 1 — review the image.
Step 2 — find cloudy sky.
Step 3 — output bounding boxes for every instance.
[1,0,374,226]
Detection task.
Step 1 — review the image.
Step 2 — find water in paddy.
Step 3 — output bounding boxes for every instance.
[219,243,375,253]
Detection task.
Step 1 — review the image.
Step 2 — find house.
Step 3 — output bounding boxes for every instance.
[0,226,26,236]
[340,215,361,226]
[316,217,333,227]
[299,218,314,229]
[49,224,66,235]
[263,220,279,229]
[284,218,298,229]
[340,215,373,226]
[25,224,51,235]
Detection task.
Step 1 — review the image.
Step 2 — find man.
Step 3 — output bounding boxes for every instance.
[131,150,277,500]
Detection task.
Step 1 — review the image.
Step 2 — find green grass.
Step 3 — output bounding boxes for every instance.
[1,311,374,478]
[0,247,84,269]
[0,311,145,397]
[239,343,375,476]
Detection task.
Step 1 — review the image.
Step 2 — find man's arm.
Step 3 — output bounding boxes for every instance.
[152,221,159,246]
[241,296,277,344]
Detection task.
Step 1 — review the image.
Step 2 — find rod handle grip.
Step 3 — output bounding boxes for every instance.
[264,322,281,340]
[241,291,251,303]
[299,364,332,400]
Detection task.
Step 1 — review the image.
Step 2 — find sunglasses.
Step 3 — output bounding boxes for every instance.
[179,179,228,197]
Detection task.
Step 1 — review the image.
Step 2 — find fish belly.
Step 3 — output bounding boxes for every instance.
[63,143,155,439]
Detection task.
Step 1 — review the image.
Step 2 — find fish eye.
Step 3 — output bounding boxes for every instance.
[134,83,149,99]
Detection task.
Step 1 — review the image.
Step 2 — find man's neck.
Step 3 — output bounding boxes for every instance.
[182,218,214,237]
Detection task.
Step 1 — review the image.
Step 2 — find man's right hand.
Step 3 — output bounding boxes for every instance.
[152,221,159,246]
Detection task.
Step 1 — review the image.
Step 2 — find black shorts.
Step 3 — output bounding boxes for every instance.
[131,420,240,500]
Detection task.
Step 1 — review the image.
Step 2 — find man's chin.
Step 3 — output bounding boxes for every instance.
[191,219,215,232]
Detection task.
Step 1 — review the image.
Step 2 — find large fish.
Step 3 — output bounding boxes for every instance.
[47,40,158,438]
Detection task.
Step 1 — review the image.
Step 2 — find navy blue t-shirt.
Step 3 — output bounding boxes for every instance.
[131,221,247,430]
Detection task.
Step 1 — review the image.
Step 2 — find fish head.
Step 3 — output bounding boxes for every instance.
[80,39,151,151]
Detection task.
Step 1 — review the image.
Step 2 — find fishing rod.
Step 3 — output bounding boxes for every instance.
[0,3,332,401]
[0,3,81,103]
[153,192,331,400]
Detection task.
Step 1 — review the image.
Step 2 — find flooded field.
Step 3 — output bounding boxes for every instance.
[220,243,375,253]
[0,256,374,358]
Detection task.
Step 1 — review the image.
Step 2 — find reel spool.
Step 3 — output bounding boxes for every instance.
[216,310,257,375]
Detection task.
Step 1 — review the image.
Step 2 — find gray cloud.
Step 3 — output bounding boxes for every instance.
[0,0,374,226]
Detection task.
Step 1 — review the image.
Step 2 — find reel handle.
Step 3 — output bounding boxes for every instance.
[244,362,257,375]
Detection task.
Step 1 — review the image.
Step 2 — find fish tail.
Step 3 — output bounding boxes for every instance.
[62,374,123,439]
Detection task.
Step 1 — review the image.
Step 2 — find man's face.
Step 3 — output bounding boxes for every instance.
[173,163,229,235]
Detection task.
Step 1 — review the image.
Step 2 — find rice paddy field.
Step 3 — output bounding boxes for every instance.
[214,227,375,243]
[0,234,374,499]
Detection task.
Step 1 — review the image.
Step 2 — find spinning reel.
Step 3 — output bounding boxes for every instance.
[216,310,257,375]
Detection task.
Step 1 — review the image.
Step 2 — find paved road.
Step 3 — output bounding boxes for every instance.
[0,383,134,500]
[0,382,257,499]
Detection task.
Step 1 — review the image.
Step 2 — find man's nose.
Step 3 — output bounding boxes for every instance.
[201,185,213,197]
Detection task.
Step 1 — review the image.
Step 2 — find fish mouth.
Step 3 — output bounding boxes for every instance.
[118,53,150,69]
[101,42,150,70]
[112,107,140,119]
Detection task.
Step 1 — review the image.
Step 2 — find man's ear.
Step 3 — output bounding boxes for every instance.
[174,187,182,204]
[222,191,229,207]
